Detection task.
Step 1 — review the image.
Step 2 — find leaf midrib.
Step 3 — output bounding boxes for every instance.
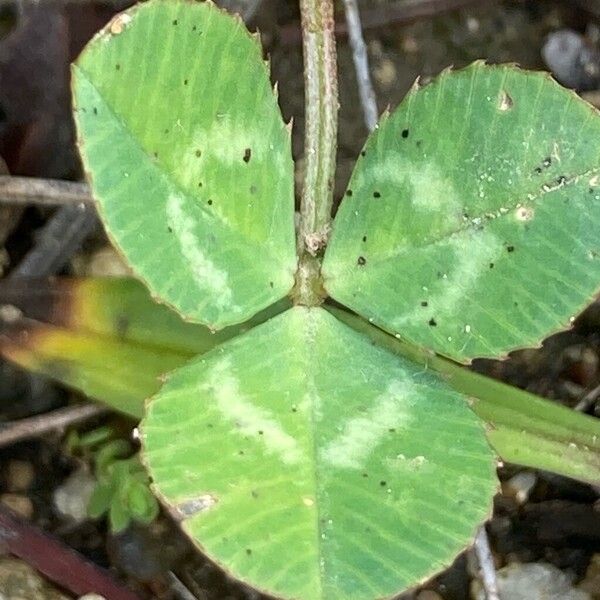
[356,165,600,270]
[300,308,325,600]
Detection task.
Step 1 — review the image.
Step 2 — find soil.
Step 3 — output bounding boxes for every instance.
[0,1,599,599]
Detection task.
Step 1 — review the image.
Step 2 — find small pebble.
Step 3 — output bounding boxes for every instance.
[78,595,107,600]
[0,493,34,519]
[6,460,34,492]
[85,246,131,276]
[472,562,591,600]
[373,57,397,90]
[53,468,96,523]
[417,590,443,600]
[0,557,69,599]
[578,553,600,598]
[542,29,600,90]
[502,470,537,505]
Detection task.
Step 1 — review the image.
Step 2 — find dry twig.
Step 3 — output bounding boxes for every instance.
[474,527,500,600]
[0,402,107,448]
[342,0,378,131]
[0,505,142,600]
[0,175,92,207]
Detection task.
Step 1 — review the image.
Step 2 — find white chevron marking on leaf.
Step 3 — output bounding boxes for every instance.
[204,357,303,465]
[166,193,234,310]
[320,381,415,469]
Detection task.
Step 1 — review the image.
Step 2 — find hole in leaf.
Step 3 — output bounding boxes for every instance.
[498,90,513,111]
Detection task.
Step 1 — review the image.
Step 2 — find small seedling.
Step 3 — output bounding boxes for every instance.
[68,426,158,532]
[66,0,600,598]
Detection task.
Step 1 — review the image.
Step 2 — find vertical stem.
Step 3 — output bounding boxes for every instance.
[299,0,338,257]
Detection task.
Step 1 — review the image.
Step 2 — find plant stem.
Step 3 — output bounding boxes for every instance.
[298,0,338,258]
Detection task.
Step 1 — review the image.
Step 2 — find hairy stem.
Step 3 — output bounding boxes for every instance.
[298,0,338,260]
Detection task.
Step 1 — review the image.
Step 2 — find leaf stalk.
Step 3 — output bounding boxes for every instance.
[296,0,338,304]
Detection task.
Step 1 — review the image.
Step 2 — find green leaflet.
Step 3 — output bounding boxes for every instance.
[72,0,296,329]
[323,63,600,363]
[141,307,497,600]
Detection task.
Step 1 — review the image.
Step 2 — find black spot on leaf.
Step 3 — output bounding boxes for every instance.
[243,148,252,163]
[428,318,437,327]
[357,256,366,266]
[401,128,409,138]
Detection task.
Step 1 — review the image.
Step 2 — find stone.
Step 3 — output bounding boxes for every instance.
[0,557,69,599]
[473,562,591,600]
[53,468,96,524]
[6,461,34,493]
[416,591,443,600]
[502,470,537,505]
[0,493,33,520]
[579,554,600,599]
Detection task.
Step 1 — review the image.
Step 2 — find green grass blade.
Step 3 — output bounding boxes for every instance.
[0,277,290,355]
[0,277,289,418]
[0,320,180,418]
